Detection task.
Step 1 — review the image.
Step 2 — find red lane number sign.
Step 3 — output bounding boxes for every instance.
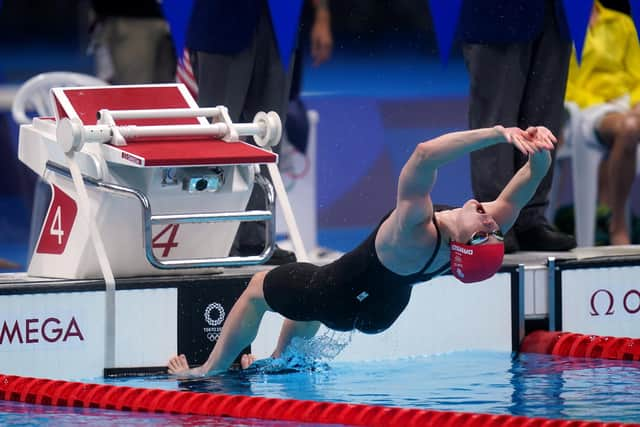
[36,185,78,254]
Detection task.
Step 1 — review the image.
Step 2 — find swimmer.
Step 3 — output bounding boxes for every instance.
[168,125,556,376]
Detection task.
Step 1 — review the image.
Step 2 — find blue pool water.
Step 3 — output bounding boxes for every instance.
[2,351,640,425]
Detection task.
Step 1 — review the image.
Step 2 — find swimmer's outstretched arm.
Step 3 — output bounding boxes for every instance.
[168,271,322,377]
[168,271,272,377]
[483,127,556,231]
[397,126,553,226]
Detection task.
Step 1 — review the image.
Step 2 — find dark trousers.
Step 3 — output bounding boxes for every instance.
[192,5,295,252]
[462,0,571,231]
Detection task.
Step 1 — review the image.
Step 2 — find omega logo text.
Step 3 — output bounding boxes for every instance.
[590,288,640,316]
[0,316,85,345]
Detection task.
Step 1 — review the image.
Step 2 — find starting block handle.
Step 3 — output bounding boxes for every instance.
[101,107,224,121]
[113,123,229,140]
[57,108,282,152]
[46,162,279,269]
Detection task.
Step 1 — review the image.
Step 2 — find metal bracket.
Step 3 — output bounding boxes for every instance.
[46,162,276,269]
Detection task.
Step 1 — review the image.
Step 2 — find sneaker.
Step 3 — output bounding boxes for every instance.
[265,245,297,265]
[517,223,577,252]
[504,229,520,254]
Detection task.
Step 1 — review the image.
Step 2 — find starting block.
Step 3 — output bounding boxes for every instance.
[18,84,287,279]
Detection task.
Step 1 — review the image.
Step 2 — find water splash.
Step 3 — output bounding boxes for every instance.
[287,329,354,361]
[250,329,354,374]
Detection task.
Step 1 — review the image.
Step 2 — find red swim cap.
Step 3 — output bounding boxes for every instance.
[449,241,505,283]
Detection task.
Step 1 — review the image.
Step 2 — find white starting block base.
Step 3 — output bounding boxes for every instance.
[18,84,283,280]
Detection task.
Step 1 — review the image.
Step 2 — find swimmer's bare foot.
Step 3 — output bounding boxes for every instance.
[240,353,256,369]
[168,354,202,377]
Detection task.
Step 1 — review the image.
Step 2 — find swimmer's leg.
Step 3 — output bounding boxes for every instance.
[168,270,271,376]
[272,319,321,358]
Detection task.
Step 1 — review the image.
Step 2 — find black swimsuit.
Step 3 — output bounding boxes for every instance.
[263,211,450,334]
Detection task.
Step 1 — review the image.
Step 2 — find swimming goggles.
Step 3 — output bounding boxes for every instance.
[467,229,504,245]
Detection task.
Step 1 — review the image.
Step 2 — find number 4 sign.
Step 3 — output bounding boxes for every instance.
[36,185,78,254]
[152,224,180,257]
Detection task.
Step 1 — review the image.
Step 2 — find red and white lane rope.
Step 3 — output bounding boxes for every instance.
[521,330,640,360]
[0,373,637,427]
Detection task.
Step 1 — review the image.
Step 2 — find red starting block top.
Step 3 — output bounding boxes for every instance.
[51,84,277,167]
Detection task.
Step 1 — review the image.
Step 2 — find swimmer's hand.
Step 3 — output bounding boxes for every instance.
[167,354,205,377]
[494,125,556,155]
[525,126,556,150]
[167,353,257,377]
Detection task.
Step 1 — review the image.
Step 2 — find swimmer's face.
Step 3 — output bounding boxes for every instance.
[455,199,501,244]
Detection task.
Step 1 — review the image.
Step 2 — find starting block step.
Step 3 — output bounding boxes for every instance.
[53,85,277,167]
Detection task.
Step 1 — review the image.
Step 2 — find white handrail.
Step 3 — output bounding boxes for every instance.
[56,109,282,152]
[102,107,223,120]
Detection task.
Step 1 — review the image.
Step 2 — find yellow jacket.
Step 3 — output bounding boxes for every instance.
[565,3,640,108]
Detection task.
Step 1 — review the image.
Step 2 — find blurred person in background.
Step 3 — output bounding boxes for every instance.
[185,0,332,265]
[459,0,576,253]
[563,0,640,245]
[89,0,176,84]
